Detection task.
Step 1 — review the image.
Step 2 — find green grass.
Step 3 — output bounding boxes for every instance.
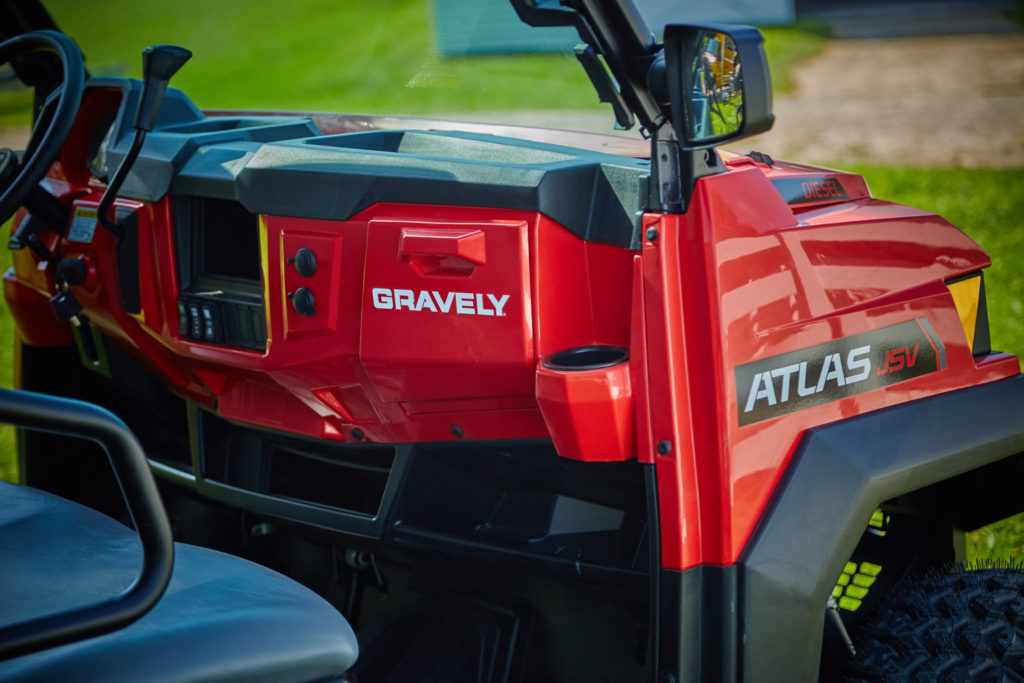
[0,1,827,127]
[31,0,597,119]
[760,19,830,93]
[1008,1,1024,28]
[846,166,1024,359]
[969,512,1024,562]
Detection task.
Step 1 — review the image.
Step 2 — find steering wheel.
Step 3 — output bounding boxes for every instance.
[0,30,84,229]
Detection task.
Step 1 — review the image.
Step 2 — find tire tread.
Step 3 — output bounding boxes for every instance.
[844,567,1024,682]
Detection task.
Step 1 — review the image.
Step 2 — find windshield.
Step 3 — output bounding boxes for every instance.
[38,0,605,122]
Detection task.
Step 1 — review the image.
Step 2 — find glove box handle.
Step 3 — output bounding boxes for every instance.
[399,227,485,276]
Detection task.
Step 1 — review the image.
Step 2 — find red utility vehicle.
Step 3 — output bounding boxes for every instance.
[1,0,1022,680]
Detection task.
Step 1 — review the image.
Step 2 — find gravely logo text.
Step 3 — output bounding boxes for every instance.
[371,287,511,317]
[735,319,944,426]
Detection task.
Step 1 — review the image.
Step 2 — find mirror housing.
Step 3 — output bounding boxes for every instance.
[658,23,774,150]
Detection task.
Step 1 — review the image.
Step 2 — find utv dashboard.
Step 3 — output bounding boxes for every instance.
[90,77,650,250]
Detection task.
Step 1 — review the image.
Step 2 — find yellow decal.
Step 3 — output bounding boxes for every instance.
[947,276,981,349]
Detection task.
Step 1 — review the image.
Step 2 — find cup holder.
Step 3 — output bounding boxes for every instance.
[535,345,634,461]
[542,345,629,371]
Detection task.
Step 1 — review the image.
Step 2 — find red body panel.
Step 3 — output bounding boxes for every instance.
[7,192,635,443]
[637,166,1018,569]
[360,214,534,403]
[5,115,1018,569]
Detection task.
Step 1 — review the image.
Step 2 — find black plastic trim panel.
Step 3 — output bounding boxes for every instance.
[89,77,321,202]
[115,206,140,314]
[187,405,410,539]
[737,374,1024,681]
[89,77,648,249]
[177,407,650,578]
[658,566,739,683]
[390,524,647,585]
[235,131,648,248]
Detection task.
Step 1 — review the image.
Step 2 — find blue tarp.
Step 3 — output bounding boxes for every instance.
[433,0,796,57]
[433,0,579,56]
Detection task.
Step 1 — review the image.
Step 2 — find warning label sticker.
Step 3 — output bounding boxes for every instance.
[67,208,98,243]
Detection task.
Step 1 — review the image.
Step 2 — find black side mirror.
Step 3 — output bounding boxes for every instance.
[660,24,774,150]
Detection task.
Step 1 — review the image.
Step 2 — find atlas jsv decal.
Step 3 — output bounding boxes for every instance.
[371,287,511,317]
[735,319,945,426]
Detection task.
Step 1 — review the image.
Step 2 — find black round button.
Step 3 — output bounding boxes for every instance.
[288,287,316,316]
[289,248,317,277]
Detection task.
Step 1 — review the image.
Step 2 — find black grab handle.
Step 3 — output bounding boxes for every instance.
[0,388,174,660]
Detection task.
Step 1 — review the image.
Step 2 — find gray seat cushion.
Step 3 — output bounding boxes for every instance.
[0,481,357,682]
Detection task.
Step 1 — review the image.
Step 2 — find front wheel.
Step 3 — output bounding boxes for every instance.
[844,566,1024,681]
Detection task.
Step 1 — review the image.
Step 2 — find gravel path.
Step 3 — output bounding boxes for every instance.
[452,32,1024,169]
[746,33,1024,167]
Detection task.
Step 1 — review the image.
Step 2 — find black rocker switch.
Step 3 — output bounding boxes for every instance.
[177,301,190,338]
[188,302,203,339]
[200,304,220,342]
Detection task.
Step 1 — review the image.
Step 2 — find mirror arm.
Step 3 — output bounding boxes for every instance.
[651,123,684,214]
[509,0,601,47]
[650,41,686,214]
[511,0,666,133]
[569,0,664,131]
[575,45,634,130]
[649,123,724,214]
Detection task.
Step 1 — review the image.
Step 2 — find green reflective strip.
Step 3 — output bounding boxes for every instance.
[859,562,882,577]
[832,585,843,599]
[844,562,857,575]
[869,509,886,528]
[837,574,850,586]
[838,596,862,611]
[852,574,876,588]
[846,585,869,599]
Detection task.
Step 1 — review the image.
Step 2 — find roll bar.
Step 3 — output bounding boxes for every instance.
[0,388,174,660]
